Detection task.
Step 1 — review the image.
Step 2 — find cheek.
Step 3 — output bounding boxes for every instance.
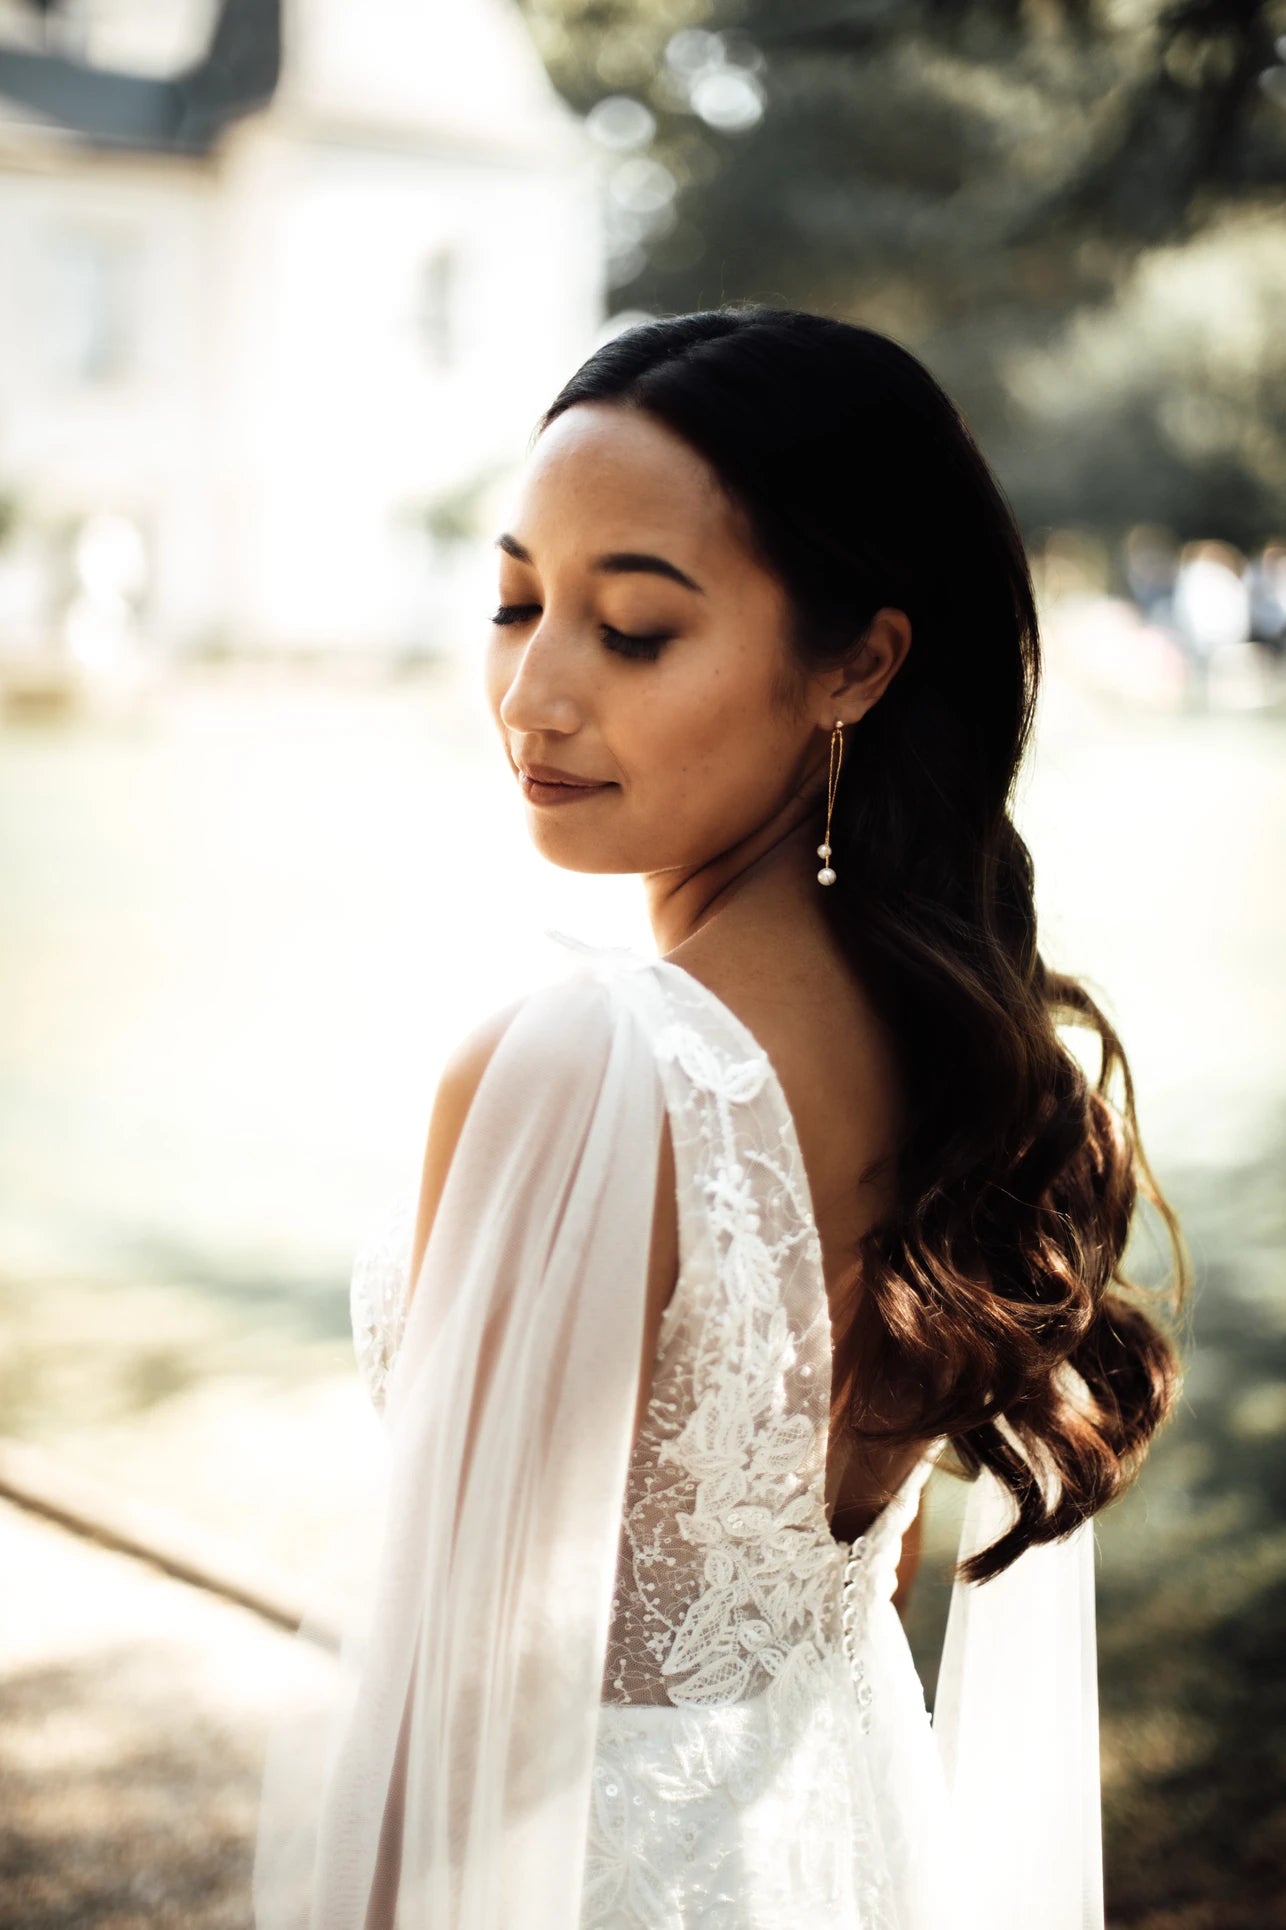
[627,649,798,830]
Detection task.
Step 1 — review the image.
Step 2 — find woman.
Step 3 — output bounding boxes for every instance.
[253,306,1188,1930]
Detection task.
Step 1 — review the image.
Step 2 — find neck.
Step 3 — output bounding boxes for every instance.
[642,784,830,960]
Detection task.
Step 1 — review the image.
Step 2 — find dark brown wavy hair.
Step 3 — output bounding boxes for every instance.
[538,304,1190,1584]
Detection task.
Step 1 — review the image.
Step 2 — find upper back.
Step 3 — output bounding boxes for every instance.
[659,923,934,1538]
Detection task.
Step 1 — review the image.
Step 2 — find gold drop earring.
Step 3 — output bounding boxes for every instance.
[817,718,843,886]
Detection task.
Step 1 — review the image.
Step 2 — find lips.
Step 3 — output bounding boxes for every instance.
[515,761,614,808]
[517,761,607,788]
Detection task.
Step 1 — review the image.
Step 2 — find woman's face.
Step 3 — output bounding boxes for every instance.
[484,401,840,880]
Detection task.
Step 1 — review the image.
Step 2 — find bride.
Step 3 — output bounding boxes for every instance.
[253,305,1188,1930]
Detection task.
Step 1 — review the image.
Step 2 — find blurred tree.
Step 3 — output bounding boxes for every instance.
[518,0,1286,543]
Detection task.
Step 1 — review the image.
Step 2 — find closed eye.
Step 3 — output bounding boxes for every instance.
[489,604,673,662]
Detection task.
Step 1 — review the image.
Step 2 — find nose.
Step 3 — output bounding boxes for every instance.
[496,622,585,740]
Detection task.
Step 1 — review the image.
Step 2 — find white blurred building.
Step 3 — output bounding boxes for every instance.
[0,0,605,662]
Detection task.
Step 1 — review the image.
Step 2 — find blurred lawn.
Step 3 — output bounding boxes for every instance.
[1,647,1283,1928]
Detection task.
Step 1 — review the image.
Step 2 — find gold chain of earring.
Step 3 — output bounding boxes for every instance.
[817,719,843,886]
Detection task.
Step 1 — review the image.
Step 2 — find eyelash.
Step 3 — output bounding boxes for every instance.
[489,603,672,662]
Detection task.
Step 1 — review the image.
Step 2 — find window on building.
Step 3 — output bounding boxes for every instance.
[414,244,460,370]
[46,227,141,386]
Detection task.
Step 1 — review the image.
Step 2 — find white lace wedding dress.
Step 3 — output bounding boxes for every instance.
[255,936,1103,1930]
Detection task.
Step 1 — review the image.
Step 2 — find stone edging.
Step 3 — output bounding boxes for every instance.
[0,1434,341,1653]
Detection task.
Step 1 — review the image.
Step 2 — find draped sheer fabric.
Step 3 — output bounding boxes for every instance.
[936,1439,1105,1930]
[253,935,1104,1930]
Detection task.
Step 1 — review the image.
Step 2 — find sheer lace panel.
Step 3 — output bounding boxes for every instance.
[597,962,841,1709]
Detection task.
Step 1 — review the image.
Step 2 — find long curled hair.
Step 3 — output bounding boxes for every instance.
[537,304,1190,1584]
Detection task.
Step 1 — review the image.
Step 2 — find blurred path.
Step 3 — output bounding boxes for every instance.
[0,1495,334,1930]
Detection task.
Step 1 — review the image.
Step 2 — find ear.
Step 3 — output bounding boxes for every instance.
[820,607,912,727]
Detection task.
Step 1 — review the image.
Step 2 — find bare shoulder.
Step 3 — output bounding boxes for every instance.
[419,969,614,1150]
[430,993,531,1149]
[413,970,628,1269]
[408,994,527,1299]
[435,993,528,1118]
[408,975,680,1445]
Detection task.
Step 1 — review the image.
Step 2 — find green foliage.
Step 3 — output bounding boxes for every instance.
[518,0,1286,543]
[410,463,513,546]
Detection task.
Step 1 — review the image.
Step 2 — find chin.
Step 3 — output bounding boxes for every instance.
[524,827,634,876]
[534,848,633,877]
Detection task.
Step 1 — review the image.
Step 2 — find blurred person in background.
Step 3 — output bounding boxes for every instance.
[1171,539,1251,711]
[1247,541,1286,664]
[1123,523,1180,631]
[254,307,1188,1930]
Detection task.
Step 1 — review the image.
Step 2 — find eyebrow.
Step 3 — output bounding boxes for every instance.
[494,531,706,595]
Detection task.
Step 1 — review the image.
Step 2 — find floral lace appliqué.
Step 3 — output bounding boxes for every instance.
[597,975,840,1722]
